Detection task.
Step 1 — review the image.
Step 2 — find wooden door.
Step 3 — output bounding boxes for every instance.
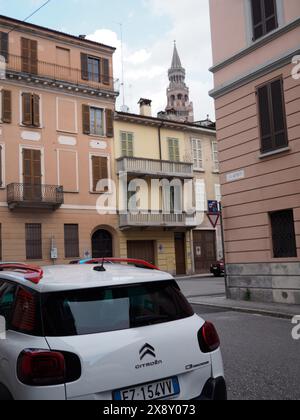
[193,230,216,274]
[23,149,42,201]
[175,233,186,275]
[127,240,155,265]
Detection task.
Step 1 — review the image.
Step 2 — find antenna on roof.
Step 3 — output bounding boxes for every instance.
[117,22,127,111]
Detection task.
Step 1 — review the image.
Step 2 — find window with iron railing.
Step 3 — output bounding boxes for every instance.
[25,223,42,260]
[64,224,80,259]
[270,210,297,258]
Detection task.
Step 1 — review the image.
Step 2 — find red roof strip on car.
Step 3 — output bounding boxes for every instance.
[0,264,44,284]
[83,258,160,270]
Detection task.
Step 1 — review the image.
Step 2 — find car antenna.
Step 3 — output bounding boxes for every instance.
[93,257,106,272]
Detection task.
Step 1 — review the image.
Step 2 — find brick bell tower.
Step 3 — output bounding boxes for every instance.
[164,41,194,123]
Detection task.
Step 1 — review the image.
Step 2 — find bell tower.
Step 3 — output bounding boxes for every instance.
[164,42,194,123]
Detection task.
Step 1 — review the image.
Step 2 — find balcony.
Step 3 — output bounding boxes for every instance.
[117,157,194,178]
[4,54,118,95]
[119,212,197,229]
[7,183,64,210]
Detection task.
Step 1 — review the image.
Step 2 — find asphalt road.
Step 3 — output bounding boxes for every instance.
[177,276,225,298]
[193,304,300,400]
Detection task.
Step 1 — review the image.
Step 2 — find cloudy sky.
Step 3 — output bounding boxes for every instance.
[0,0,215,120]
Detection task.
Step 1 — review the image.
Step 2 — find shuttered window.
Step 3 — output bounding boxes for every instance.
[21,38,38,74]
[91,156,108,192]
[88,57,101,82]
[90,107,104,136]
[0,32,8,62]
[168,138,180,162]
[106,109,114,137]
[191,138,203,170]
[22,93,40,127]
[121,132,134,157]
[25,224,42,260]
[212,141,219,172]
[195,179,206,212]
[102,58,110,85]
[1,90,12,123]
[257,78,288,153]
[251,0,278,41]
[64,224,80,259]
[270,210,297,258]
[81,54,109,84]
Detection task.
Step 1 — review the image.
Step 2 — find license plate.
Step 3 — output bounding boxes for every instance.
[113,377,180,401]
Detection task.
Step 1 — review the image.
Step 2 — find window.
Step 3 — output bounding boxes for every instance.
[0,283,16,327]
[1,89,12,123]
[25,224,42,260]
[191,138,203,170]
[91,155,109,192]
[251,0,278,41]
[21,37,38,74]
[257,78,288,154]
[90,107,104,136]
[195,179,206,212]
[64,224,80,259]
[270,210,297,258]
[82,105,113,137]
[41,281,194,337]
[22,93,40,127]
[0,32,8,62]
[212,141,219,172]
[81,54,110,85]
[168,138,180,162]
[121,132,134,157]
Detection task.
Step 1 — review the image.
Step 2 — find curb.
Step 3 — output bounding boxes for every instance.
[189,300,295,320]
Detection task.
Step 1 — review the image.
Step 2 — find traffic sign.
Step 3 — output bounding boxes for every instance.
[207,213,220,228]
[208,200,219,214]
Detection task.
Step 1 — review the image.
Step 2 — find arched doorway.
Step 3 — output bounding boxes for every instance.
[92,229,113,258]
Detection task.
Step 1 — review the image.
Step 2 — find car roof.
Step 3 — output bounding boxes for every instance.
[0,264,174,293]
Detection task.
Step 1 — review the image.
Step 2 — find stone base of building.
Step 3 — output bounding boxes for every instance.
[227,262,300,305]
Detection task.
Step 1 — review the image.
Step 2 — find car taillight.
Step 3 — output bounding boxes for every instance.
[11,288,36,333]
[17,350,81,386]
[198,321,220,353]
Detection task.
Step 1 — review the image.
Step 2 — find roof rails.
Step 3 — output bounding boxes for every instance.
[0,263,44,284]
[71,258,159,271]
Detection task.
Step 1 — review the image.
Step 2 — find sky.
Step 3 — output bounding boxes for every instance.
[0,0,215,120]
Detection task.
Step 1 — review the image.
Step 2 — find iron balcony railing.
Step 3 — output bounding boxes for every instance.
[7,183,64,210]
[119,212,197,228]
[3,53,117,92]
[117,157,194,178]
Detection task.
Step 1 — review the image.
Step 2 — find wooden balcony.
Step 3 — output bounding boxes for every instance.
[117,157,194,178]
[119,212,197,229]
[4,54,118,95]
[7,183,64,210]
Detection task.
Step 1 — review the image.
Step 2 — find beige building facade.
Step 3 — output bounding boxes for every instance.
[114,101,221,276]
[0,15,120,264]
[209,1,300,303]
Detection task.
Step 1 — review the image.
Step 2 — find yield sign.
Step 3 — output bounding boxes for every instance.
[207,212,220,228]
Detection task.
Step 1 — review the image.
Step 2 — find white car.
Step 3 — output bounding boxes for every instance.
[0,260,226,401]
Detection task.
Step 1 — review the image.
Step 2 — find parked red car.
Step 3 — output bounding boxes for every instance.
[210,259,225,277]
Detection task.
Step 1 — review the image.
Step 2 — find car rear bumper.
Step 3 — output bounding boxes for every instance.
[194,377,227,401]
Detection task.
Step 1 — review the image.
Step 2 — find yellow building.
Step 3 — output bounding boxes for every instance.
[114,99,221,276]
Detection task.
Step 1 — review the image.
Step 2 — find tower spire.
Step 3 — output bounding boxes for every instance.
[171,40,182,69]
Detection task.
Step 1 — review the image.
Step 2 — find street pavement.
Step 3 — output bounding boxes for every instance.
[193,305,300,400]
[177,276,300,400]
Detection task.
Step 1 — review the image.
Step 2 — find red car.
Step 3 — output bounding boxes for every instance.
[210,259,225,277]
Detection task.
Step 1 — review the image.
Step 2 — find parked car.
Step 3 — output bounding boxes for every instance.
[0,261,226,401]
[210,259,225,277]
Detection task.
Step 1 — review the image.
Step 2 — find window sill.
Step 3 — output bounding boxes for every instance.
[212,170,220,174]
[20,125,42,130]
[193,168,205,173]
[259,147,290,159]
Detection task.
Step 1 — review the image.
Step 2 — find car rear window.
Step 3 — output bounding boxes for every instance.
[41,280,194,337]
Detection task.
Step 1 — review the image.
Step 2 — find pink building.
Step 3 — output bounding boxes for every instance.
[209,0,300,304]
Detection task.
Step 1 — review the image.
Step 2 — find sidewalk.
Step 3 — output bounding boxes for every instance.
[189,295,300,320]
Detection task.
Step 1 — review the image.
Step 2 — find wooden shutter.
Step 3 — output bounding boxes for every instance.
[32,94,40,127]
[21,38,30,73]
[106,109,114,137]
[25,223,42,260]
[257,78,287,153]
[102,58,110,85]
[81,53,89,80]
[168,138,180,162]
[64,224,79,258]
[30,39,38,75]
[22,93,33,126]
[82,104,90,134]
[0,32,8,62]
[23,149,41,185]
[2,90,12,123]
[92,156,108,192]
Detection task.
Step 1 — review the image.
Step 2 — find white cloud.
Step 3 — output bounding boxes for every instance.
[87,0,214,120]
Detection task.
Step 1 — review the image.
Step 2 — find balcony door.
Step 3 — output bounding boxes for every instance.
[23,149,42,201]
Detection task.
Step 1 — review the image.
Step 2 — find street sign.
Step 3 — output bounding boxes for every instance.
[208,200,219,214]
[207,200,220,228]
